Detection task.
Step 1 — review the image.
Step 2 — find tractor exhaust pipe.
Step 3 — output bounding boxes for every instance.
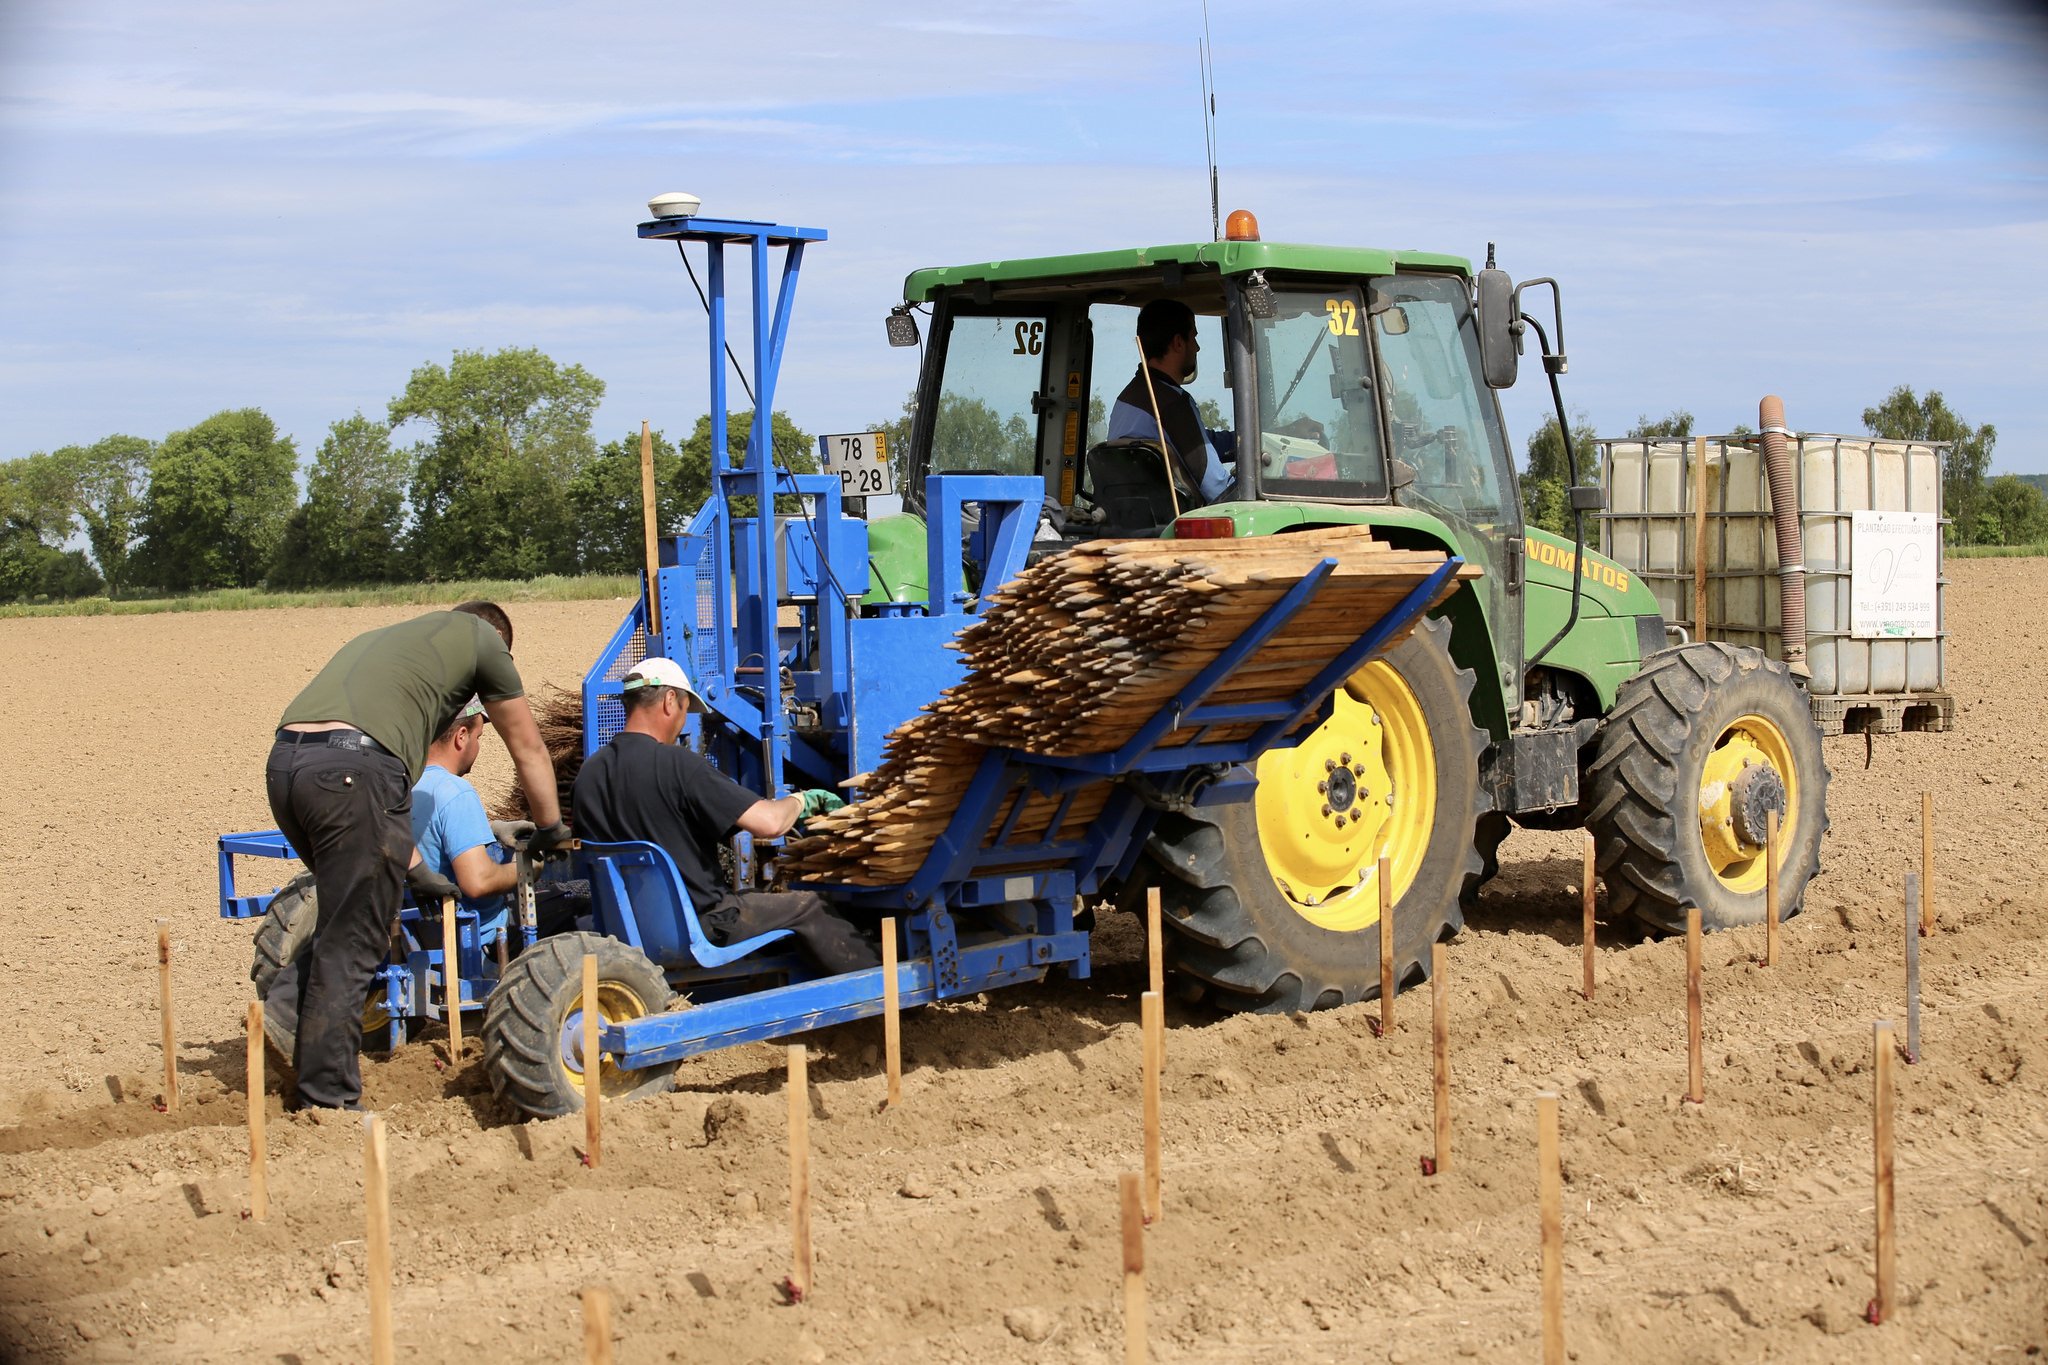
[1758,395,1810,679]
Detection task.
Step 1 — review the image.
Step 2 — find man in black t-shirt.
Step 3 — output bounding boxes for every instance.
[572,658,879,976]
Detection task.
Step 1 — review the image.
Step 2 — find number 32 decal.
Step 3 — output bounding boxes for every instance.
[1323,298,1360,336]
[1013,320,1045,355]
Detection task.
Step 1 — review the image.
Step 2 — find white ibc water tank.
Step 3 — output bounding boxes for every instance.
[1600,435,1949,731]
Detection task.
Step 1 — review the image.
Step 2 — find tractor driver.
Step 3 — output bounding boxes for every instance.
[570,658,881,977]
[1106,299,1237,504]
[267,601,570,1110]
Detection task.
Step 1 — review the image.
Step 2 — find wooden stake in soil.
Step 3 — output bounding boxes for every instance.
[1537,1091,1565,1365]
[1919,792,1935,936]
[1378,854,1395,1035]
[1692,436,1710,641]
[1764,810,1781,968]
[364,1114,395,1365]
[1870,1020,1897,1324]
[1141,991,1163,1224]
[581,953,602,1167]
[881,916,902,1109]
[156,924,179,1113]
[582,1286,614,1365]
[1145,886,1164,1001]
[1580,832,1596,1001]
[787,1044,813,1302]
[442,897,463,1061]
[245,1001,268,1222]
[1119,1171,1146,1365]
[1903,873,1921,1064]
[639,419,661,627]
[1429,941,1450,1176]
[1685,906,1704,1105]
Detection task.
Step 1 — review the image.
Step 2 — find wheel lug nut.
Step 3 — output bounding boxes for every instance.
[1352,764,1365,777]
[1316,780,1328,794]
[1340,752,1352,765]
[1324,758,1336,772]
[1321,804,1332,818]
[1334,815,1347,829]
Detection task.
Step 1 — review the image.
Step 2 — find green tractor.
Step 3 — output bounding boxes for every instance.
[872,210,1828,1012]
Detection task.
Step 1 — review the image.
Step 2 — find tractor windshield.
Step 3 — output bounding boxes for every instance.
[1250,286,1388,499]
[1372,273,1514,523]
[928,313,1045,478]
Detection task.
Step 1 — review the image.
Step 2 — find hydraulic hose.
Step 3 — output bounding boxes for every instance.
[1758,395,1810,678]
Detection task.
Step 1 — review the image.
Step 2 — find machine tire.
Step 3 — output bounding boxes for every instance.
[481,931,677,1120]
[1584,643,1828,935]
[251,876,412,1060]
[1142,616,1489,1014]
[250,872,318,1002]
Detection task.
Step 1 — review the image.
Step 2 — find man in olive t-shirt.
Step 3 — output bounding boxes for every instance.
[265,600,568,1109]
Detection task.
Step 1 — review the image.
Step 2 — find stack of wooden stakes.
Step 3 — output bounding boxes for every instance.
[780,528,1470,886]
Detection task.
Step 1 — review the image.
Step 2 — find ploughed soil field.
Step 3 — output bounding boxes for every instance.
[0,562,2042,1364]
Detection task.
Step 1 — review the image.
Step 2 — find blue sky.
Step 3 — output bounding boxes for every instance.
[3,1,2045,475]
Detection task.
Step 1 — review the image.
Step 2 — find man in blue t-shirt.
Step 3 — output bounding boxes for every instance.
[412,698,530,936]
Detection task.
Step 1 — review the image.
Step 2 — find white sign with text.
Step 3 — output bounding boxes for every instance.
[1849,511,1939,638]
[818,431,893,499]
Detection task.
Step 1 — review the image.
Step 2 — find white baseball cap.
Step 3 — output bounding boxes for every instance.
[621,657,707,710]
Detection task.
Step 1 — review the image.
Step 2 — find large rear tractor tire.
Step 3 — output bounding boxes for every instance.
[1142,615,1490,1013]
[250,875,411,1059]
[1584,642,1828,935]
[481,932,678,1120]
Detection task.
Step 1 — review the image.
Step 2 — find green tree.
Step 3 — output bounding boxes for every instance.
[1628,409,1694,440]
[867,393,916,492]
[1520,413,1601,537]
[391,348,604,579]
[134,409,298,591]
[567,427,692,574]
[1977,475,2048,546]
[1861,386,1997,545]
[0,453,101,602]
[272,414,410,587]
[52,434,152,596]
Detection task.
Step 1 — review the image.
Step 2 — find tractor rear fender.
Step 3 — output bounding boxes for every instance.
[1172,501,1512,742]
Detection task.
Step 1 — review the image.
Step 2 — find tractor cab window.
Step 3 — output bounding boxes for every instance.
[1250,288,1387,498]
[930,313,1047,478]
[1373,274,1513,523]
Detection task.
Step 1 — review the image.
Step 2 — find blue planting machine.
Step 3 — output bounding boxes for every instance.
[216,210,1459,1118]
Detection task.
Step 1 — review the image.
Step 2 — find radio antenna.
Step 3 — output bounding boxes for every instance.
[1199,1,1219,240]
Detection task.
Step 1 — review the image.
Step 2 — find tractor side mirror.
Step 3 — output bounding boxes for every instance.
[1476,265,1519,389]
[885,306,920,348]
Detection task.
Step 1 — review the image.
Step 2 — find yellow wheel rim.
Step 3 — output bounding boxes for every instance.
[1253,659,1437,931]
[560,980,654,1101]
[1697,712,1798,894]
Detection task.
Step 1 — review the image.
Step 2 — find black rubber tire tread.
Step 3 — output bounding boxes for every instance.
[249,872,318,1001]
[480,931,677,1121]
[1140,615,1489,1014]
[1584,642,1829,935]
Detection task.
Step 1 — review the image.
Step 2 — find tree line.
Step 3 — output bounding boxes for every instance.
[1518,386,2042,546]
[0,348,828,604]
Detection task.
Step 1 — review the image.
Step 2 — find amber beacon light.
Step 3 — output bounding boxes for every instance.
[1224,209,1260,242]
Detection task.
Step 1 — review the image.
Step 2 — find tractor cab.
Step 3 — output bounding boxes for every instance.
[887,213,1530,726]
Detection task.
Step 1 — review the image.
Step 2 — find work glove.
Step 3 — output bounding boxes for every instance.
[797,789,845,820]
[490,819,536,850]
[405,860,461,905]
[527,820,574,856]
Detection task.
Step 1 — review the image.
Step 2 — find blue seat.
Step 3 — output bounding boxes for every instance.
[575,840,795,970]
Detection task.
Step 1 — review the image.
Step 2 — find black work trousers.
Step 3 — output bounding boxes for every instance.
[704,890,880,976]
[265,738,413,1109]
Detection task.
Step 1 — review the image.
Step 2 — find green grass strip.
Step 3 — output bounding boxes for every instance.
[0,574,641,619]
[1950,542,2048,559]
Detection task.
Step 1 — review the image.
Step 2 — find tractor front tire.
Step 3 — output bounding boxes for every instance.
[481,932,677,1120]
[250,872,318,1003]
[1143,615,1489,1013]
[1584,642,1829,935]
